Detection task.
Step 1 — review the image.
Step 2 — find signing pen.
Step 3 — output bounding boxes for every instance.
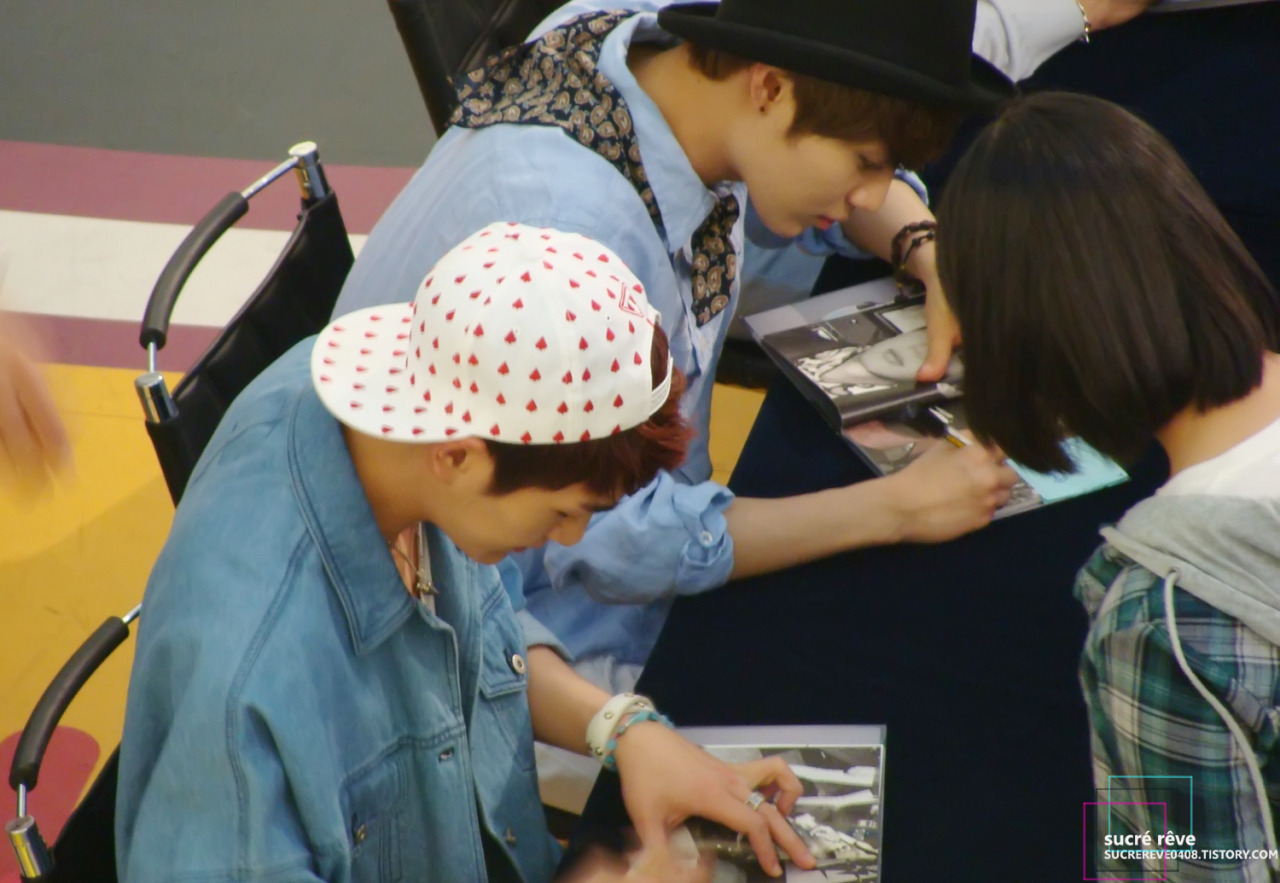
[928,405,971,448]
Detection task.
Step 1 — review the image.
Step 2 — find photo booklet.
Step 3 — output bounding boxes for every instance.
[744,278,1129,519]
[671,724,887,883]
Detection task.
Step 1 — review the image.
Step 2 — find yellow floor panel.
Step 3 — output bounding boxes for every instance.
[1,364,178,779]
[0,364,181,562]
[0,363,763,788]
[708,382,766,486]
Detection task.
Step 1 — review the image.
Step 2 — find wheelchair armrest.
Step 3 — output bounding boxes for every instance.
[140,192,249,351]
[9,616,134,792]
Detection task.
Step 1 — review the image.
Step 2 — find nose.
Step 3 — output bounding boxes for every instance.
[547,513,592,547]
[847,173,895,214]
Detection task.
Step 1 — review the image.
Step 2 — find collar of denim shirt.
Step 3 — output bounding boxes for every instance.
[286,372,420,656]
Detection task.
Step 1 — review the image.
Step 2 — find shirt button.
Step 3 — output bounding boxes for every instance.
[699,530,714,547]
[438,746,454,762]
[353,824,368,844]
[504,827,517,845]
[509,653,527,676]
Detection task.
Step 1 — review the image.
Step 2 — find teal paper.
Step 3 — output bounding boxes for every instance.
[1011,438,1130,503]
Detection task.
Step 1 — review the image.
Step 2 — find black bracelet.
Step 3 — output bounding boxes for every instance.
[891,221,937,295]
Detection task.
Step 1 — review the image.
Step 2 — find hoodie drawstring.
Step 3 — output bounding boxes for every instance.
[1163,569,1280,872]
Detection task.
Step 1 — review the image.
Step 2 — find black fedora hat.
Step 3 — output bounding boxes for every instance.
[657,0,1016,113]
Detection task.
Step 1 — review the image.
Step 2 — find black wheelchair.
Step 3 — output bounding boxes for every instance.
[5,142,355,883]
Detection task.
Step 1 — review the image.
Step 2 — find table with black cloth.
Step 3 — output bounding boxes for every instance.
[571,6,1279,881]
[571,381,1167,881]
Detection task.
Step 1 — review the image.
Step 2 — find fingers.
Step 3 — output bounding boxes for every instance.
[17,360,71,466]
[558,846,713,883]
[703,797,788,877]
[755,800,815,871]
[915,334,954,383]
[628,846,714,883]
[737,758,815,867]
[917,280,960,383]
[629,813,673,871]
[698,761,816,876]
[0,323,71,492]
[739,756,803,814]
[994,460,1020,489]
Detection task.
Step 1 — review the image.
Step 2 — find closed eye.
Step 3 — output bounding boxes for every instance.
[857,154,888,174]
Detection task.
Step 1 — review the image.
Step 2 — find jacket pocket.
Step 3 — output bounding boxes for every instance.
[341,745,406,882]
[476,589,537,773]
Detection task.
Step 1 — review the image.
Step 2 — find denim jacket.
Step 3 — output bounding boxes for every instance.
[115,341,559,883]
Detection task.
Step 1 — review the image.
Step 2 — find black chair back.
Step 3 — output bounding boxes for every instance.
[145,191,353,502]
[386,0,564,134]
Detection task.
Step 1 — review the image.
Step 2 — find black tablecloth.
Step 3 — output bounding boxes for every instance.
[573,6,1279,881]
[628,382,1167,882]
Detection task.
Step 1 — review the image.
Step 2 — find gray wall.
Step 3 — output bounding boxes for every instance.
[0,0,436,166]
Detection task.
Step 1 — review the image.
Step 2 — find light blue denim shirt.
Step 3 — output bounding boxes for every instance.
[115,341,559,883]
[332,3,924,667]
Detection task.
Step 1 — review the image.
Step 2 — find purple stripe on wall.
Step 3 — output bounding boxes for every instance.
[17,312,220,372]
[0,140,415,235]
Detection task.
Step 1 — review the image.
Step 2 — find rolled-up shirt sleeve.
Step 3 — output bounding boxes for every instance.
[543,471,736,603]
[975,0,1083,82]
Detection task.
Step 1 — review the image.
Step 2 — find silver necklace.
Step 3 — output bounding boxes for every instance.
[389,523,439,601]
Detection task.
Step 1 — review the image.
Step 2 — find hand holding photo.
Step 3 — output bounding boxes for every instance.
[673,726,887,883]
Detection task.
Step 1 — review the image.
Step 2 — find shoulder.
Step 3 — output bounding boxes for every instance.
[141,344,330,674]
[340,125,669,315]
[1077,548,1270,708]
[337,124,662,315]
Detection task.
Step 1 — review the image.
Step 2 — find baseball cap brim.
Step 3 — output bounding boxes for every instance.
[312,305,464,443]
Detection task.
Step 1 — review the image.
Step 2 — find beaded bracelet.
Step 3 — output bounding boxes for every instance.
[890,220,937,296]
[601,709,674,772]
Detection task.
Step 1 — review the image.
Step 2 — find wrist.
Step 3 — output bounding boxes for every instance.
[601,709,674,773]
[834,480,908,548]
[905,240,939,287]
[585,693,655,762]
[891,221,937,295]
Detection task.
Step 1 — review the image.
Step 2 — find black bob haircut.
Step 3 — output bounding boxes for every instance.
[936,92,1279,473]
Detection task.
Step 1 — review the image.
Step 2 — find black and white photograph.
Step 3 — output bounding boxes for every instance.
[675,727,888,883]
[758,296,964,427]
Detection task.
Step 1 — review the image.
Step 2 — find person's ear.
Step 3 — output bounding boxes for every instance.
[429,437,492,488]
[747,65,790,116]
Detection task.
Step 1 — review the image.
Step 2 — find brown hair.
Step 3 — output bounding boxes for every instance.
[483,322,692,496]
[936,92,1279,473]
[686,44,963,169]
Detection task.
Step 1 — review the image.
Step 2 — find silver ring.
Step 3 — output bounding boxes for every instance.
[745,790,767,811]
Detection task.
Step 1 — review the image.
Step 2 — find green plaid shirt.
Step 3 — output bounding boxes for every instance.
[1077,544,1280,881]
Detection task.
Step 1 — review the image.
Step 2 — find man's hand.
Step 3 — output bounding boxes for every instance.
[915,270,961,383]
[611,722,816,878]
[557,847,712,883]
[883,442,1019,543]
[1080,0,1158,30]
[0,315,71,493]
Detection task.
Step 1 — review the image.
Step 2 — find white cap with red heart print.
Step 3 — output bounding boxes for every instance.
[311,222,672,445]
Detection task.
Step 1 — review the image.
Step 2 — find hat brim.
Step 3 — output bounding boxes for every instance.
[658,3,1016,114]
[312,305,464,444]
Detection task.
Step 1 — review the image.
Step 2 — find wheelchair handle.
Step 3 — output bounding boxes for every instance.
[138,141,330,357]
[8,609,139,792]
[139,192,249,352]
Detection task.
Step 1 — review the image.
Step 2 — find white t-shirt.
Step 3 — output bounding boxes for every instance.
[1159,416,1280,498]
